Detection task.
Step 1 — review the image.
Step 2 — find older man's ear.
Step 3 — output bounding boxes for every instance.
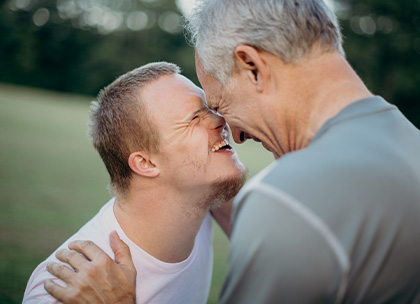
[233,44,268,93]
[128,152,160,178]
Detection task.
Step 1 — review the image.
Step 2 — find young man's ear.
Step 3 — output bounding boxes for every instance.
[128,152,160,178]
[233,44,267,92]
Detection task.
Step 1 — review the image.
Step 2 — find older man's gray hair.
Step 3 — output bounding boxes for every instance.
[186,0,344,85]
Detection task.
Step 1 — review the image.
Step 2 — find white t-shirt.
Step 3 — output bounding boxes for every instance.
[23,198,214,304]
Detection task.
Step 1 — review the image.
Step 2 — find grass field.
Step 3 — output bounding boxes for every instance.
[0,83,274,303]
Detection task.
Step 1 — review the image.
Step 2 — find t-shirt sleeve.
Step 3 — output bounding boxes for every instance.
[219,187,347,304]
[23,258,65,304]
[23,201,115,303]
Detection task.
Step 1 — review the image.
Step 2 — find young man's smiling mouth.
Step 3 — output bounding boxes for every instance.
[211,139,232,152]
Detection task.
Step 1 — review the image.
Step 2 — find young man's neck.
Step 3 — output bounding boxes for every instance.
[113,187,209,263]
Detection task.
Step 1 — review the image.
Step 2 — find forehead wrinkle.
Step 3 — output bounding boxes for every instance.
[178,89,208,116]
[205,94,219,110]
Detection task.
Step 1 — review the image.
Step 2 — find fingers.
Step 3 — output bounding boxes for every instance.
[55,249,89,272]
[44,279,68,303]
[68,240,106,261]
[110,231,135,268]
[46,262,75,284]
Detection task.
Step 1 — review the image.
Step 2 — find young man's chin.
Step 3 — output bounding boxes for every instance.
[207,169,248,209]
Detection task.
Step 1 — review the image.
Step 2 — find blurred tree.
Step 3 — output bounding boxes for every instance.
[0,0,419,126]
[0,0,196,95]
[337,0,420,126]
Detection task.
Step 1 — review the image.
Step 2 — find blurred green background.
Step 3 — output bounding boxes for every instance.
[0,0,419,303]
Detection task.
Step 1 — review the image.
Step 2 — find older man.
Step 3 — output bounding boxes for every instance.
[23,62,246,303]
[46,0,420,303]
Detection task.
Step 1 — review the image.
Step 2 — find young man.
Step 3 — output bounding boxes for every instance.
[46,0,420,303]
[23,62,246,303]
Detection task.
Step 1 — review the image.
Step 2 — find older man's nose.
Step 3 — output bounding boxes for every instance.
[232,128,247,144]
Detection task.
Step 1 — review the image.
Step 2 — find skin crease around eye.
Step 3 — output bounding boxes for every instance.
[190,107,211,122]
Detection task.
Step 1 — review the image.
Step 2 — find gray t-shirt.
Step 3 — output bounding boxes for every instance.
[221,96,420,303]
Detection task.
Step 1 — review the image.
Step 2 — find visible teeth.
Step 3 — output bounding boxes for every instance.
[211,139,229,152]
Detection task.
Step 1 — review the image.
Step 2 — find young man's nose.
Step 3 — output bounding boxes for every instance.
[207,112,226,130]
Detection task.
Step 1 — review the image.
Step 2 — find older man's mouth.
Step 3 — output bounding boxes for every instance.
[211,139,232,152]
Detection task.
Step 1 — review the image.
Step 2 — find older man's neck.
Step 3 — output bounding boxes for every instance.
[273,51,373,154]
[113,188,209,263]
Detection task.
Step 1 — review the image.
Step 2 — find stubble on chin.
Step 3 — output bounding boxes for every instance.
[205,169,248,210]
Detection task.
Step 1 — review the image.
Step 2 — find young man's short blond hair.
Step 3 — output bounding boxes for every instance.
[89,62,180,196]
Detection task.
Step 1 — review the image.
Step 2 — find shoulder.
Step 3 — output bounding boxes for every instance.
[23,200,116,303]
[23,260,61,303]
[225,185,348,303]
[234,179,349,270]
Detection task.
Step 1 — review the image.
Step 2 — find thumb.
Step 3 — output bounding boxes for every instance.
[110,231,134,267]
